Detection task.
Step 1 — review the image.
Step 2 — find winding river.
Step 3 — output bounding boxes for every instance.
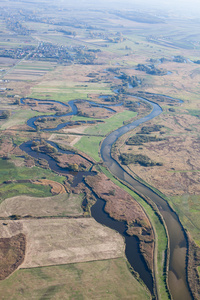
[20,94,192,300]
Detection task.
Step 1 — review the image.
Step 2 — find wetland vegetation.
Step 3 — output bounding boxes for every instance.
[0,0,200,299]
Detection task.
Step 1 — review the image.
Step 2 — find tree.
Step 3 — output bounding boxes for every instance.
[0,110,11,119]
[108,189,116,196]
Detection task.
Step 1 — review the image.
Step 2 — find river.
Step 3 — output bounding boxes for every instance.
[20,94,192,300]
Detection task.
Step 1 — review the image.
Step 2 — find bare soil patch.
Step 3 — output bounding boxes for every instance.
[0,233,26,280]
[0,219,124,268]
[49,133,82,147]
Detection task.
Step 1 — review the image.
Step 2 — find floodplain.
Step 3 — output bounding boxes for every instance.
[0,1,199,299]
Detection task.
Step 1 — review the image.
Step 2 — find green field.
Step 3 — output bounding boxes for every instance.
[0,159,66,203]
[73,136,102,161]
[0,109,50,130]
[169,194,200,246]
[30,83,113,103]
[0,258,150,300]
[73,110,137,161]
[84,110,136,135]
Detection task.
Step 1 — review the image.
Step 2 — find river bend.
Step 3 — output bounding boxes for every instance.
[21,95,191,300]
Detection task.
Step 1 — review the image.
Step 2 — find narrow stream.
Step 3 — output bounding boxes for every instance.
[20,138,154,295]
[21,92,192,299]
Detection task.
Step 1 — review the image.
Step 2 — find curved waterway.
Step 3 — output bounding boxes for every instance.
[100,96,191,300]
[21,98,122,131]
[20,139,154,295]
[22,94,192,300]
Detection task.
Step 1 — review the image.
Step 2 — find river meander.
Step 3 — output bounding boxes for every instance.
[20,94,192,300]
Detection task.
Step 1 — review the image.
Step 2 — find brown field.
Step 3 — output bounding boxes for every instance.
[48,132,86,147]
[5,70,47,81]
[0,233,26,280]
[0,193,84,218]
[55,152,92,170]
[75,101,115,118]
[0,218,125,269]
[134,61,200,104]
[23,98,70,114]
[29,64,111,97]
[118,114,200,197]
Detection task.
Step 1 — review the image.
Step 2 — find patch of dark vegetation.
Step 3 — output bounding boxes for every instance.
[136,64,167,76]
[102,94,122,103]
[119,153,163,167]
[159,57,170,63]
[32,140,57,154]
[106,67,120,74]
[135,91,179,104]
[123,101,140,112]
[0,110,11,119]
[107,35,126,44]
[9,214,21,220]
[118,73,140,88]
[137,124,164,134]
[126,134,164,146]
[0,233,26,280]
[173,55,186,63]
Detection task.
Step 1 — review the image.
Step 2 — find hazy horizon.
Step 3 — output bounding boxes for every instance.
[2,0,200,17]
[55,0,200,16]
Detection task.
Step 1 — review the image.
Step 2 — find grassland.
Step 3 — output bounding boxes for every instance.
[73,136,103,161]
[0,258,150,300]
[0,109,48,130]
[0,193,84,218]
[0,159,66,203]
[84,110,136,135]
[0,182,51,202]
[28,64,113,102]
[73,110,136,161]
[169,194,200,246]
[0,159,66,185]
